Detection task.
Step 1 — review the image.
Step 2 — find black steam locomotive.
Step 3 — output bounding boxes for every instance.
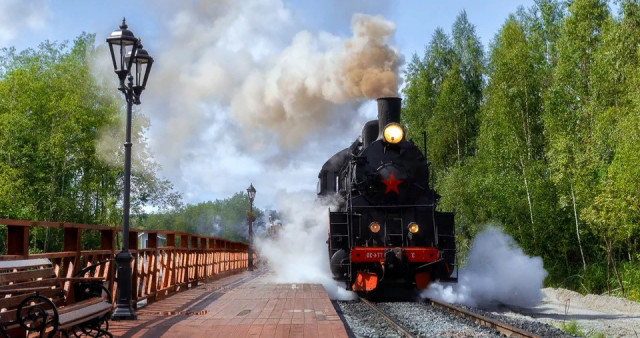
[318,97,457,294]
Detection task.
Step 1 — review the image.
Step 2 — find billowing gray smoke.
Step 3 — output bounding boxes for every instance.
[147,0,402,159]
[87,0,402,202]
[230,13,402,147]
[255,191,356,300]
[422,227,547,308]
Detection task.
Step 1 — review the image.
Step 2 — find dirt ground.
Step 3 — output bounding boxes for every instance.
[496,288,640,337]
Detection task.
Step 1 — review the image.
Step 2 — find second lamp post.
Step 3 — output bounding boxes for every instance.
[106,18,154,321]
[247,184,256,271]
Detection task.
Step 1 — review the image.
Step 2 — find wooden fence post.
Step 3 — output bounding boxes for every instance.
[101,229,115,300]
[167,234,176,292]
[191,236,198,283]
[212,239,217,275]
[200,238,207,279]
[63,227,81,301]
[148,233,158,302]
[180,235,188,285]
[7,225,29,257]
[128,230,139,307]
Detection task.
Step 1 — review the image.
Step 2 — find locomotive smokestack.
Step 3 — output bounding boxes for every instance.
[377,97,402,139]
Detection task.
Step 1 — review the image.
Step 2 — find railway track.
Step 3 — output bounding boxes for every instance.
[426,298,541,338]
[358,297,415,338]
[346,296,541,338]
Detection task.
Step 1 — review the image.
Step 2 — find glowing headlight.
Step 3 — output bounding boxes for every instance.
[383,123,404,144]
[408,222,419,234]
[369,222,381,233]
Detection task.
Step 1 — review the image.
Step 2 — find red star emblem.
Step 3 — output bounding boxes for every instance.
[382,172,403,194]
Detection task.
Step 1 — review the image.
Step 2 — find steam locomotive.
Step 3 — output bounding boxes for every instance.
[318,97,457,295]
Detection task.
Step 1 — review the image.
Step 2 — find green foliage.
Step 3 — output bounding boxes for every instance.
[619,261,640,302]
[403,0,640,302]
[402,11,484,183]
[0,34,181,252]
[140,192,265,242]
[559,320,587,337]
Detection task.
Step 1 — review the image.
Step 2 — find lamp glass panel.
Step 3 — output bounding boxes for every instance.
[135,62,147,87]
[123,44,135,72]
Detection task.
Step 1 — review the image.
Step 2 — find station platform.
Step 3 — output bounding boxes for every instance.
[110,271,349,337]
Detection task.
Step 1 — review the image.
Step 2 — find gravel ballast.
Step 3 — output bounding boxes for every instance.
[336,299,582,338]
[337,300,500,337]
[455,303,576,338]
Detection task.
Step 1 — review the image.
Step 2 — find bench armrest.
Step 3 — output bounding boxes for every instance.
[73,281,112,304]
[73,259,114,278]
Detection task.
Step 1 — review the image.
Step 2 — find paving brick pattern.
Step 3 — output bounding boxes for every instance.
[110,271,348,337]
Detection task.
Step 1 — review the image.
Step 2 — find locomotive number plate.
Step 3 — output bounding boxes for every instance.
[351,247,440,263]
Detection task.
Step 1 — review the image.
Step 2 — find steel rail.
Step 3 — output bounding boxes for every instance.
[359,297,416,338]
[428,298,541,338]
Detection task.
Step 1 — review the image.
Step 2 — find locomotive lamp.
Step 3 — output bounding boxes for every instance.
[408,222,420,234]
[247,183,256,271]
[369,222,381,233]
[107,18,154,321]
[383,123,404,144]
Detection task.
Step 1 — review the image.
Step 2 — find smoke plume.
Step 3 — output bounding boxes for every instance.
[89,0,402,205]
[422,227,547,308]
[147,0,402,160]
[255,191,356,300]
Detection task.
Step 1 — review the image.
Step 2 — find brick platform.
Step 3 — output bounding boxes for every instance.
[110,271,349,337]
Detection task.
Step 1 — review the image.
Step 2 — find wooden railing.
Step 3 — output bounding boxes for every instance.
[0,219,249,307]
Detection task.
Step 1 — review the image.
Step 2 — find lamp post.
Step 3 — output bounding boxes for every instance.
[107,18,154,321]
[247,184,256,271]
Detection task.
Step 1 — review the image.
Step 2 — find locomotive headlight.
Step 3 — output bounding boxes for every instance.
[369,222,381,233]
[383,123,404,144]
[408,222,419,234]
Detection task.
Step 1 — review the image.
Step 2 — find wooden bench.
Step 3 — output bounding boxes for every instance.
[0,258,113,338]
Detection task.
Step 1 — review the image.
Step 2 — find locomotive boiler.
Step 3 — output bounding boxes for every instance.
[318,97,457,295]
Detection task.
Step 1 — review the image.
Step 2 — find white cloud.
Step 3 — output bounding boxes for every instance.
[0,0,49,46]
[95,0,400,207]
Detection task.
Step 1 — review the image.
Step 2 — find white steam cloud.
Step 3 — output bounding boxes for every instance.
[90,0,402,205]
[146,0,402,163]
[255,191,356,300]
[423,227,547,308]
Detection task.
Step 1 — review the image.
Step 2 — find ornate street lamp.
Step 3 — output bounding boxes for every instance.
[107,18,154,321]
[247,184,256,271]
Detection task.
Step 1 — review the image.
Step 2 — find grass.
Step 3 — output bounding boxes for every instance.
[560,321,586,337]
[558,321,606,338]
[547,261,640,303]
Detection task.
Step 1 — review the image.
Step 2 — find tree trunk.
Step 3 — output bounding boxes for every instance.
[605,236,625,296]
[520,157,535,243]
[571,183,587,271]
[606,249,611,295]
[44,228,49,252]
[456,130,461,163]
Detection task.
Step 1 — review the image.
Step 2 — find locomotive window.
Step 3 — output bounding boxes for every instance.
[335,174,339,191]
[317,179,321,194]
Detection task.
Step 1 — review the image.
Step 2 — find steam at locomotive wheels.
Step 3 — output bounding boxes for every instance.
[318,97,457,297]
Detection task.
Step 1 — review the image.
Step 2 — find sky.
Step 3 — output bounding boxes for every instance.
[0,0,536,211]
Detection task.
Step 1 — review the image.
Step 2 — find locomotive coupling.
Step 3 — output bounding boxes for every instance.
[384,247,406,270]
